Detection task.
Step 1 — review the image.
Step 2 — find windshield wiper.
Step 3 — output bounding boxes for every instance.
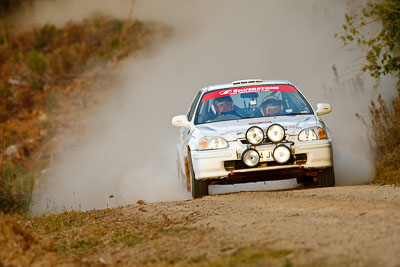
[238,116,257,120]
[285,112,307,116]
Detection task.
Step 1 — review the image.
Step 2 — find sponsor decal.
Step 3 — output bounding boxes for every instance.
[248,121,273,125]
[202,84,298,102]
[285,125,303,129]
[220,130,243,136]
[247,122,303,129]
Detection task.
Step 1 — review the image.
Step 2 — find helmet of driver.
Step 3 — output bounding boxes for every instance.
[214,96,233,114]
[261,95,282,116]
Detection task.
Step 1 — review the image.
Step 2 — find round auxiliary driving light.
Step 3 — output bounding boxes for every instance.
[267,124,285,142]
[273,145,291,164]
[242,148,260,167]
[246,126,264,145]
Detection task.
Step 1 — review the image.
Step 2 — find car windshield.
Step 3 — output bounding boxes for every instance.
[195,84,313,125]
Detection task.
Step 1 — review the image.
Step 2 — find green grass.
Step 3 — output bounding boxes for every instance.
[31,210,144,255]
[54,237,101,253]
[32,210,88,232]
[27,50,47,75]
[0,84,7,96]
[185,248,293,266]
[112,232,142,247]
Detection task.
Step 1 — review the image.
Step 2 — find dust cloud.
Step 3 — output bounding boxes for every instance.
[27,0,395,214]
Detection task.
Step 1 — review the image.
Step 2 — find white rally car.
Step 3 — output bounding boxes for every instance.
[172,79,334,198]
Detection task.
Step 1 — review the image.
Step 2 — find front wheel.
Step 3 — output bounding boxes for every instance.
[188,150,208,198]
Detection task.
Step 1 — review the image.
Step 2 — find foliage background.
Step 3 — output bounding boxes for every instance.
[339,0,400,185]
[0,13,154,214]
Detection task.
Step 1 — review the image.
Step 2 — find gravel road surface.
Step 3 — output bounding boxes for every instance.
[83,185,400,266]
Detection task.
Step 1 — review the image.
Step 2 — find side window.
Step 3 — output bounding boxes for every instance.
[187,91,202,121]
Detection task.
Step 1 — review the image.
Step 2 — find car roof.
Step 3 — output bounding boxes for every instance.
[203,79,293,92]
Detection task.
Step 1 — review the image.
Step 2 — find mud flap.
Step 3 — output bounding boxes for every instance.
[317,167,335,187]
[184,156,191,192]
[303,167,335,188]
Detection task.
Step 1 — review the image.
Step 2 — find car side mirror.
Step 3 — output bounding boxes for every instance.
[316,103,332,116]
[172,115,190,128]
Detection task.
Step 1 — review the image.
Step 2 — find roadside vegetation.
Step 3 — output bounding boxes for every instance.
[0,15,157,214]
[1,207,296,266]
[337,0,400,185]
[1,1,398,266]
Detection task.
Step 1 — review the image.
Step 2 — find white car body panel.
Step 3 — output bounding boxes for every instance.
[173,79,334,186]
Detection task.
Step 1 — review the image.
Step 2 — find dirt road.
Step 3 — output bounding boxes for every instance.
[20,185,400,266]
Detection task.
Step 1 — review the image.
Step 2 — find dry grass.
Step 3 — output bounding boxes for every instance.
[0,16,149,124]
[0,16,159,214]
[24,207,203,265]
[0,213,63,266]
[0,206,295,266]
[357,95,400,185]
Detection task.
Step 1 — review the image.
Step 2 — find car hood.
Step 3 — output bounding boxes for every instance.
[195,115,317,141]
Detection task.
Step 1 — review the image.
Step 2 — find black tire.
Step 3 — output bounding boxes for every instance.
[188,150,208,198]
[317,167,335,187]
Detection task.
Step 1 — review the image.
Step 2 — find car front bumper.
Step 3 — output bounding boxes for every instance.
[191,138,333,181]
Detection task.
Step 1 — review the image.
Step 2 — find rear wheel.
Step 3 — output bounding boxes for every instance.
[188,149,208,198]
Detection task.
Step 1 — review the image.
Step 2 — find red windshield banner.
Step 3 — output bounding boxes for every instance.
[201,84,298,102]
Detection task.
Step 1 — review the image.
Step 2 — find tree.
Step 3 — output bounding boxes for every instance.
[336,0,400,93]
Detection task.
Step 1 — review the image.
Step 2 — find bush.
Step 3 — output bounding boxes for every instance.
[339,0,400,185]
[27,50,47,75]
[336,0,400,92]
[0,16,150,123]
[370,97,400,185]
[357,96,400,185]
[0,16,155,214]
[375,146,400,185]
[0,164,34,214]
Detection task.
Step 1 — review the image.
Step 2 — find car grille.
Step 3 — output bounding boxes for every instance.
[239,137,290,145]
[224,153,307,171]
[239,139,269,145]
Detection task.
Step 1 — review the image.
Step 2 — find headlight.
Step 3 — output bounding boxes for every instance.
[246,126,264,145]
[298,127,327,141]
[273,145,291,164]
[198,137,228,150]
[242,148,260,167]
[267,124,285,142]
